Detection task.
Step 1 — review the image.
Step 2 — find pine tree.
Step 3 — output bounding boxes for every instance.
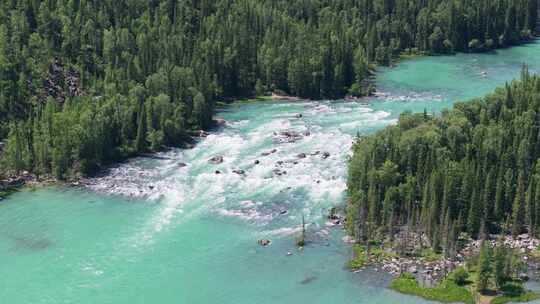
[468,189,482,238]
[135,103,147,152]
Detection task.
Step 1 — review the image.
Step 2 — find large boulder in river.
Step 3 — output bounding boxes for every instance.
[208,155,224,164]
[258,239,271,246]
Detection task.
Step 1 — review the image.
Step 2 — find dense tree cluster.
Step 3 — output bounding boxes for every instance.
[0,0,538,179]
[347,70,540,254]
[475,241,527,294]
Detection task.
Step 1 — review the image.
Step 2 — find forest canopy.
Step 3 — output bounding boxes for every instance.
[0,0,538,179]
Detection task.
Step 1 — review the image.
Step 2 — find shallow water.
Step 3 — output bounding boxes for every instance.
[2,41,540,304]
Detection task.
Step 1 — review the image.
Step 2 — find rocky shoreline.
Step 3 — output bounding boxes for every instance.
[0,171,62,200]
[351,233,540,287]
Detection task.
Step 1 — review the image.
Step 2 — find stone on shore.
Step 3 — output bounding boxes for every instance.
[198,130,210,137]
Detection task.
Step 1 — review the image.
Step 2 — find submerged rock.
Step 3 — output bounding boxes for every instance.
[215,170,222,174]
[296,153,307,159]
[209,155,224,164]
[322,152,331,159]
[294,113,303,118]
[300,276,317,285]
[254,160,260,165]
[178,162,188,168]
[232,169,245,175]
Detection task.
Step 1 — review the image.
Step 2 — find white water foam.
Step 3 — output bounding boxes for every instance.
[85,100,395,246]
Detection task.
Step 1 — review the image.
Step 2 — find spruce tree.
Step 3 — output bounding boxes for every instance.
[476,241,493,293]
[511,172,527,236]
[493,244,508,288]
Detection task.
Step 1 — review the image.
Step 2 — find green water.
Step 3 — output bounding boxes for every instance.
[2,41,540,304]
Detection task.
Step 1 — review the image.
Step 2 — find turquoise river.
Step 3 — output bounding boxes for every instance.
[2,41,540,304]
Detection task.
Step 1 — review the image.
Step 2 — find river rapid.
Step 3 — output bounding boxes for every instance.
[2,41,540,304]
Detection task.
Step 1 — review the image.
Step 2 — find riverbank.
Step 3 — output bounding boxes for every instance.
[0,171,82,201]
[0,119,228,201]
[348,233,540,291]
[390,269,540,304]
[0,173,36,200]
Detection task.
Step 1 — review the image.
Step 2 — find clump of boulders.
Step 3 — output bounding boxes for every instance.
[379,254,462,286]
[273,130,304,143]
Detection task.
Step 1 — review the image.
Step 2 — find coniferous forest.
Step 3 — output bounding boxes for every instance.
[0,0,538,179]
[347,70,540,255]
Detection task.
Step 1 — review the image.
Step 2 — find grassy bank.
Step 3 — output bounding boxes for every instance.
[390,270,540,304]
[390,273,474,304]
[491,292,540,304]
